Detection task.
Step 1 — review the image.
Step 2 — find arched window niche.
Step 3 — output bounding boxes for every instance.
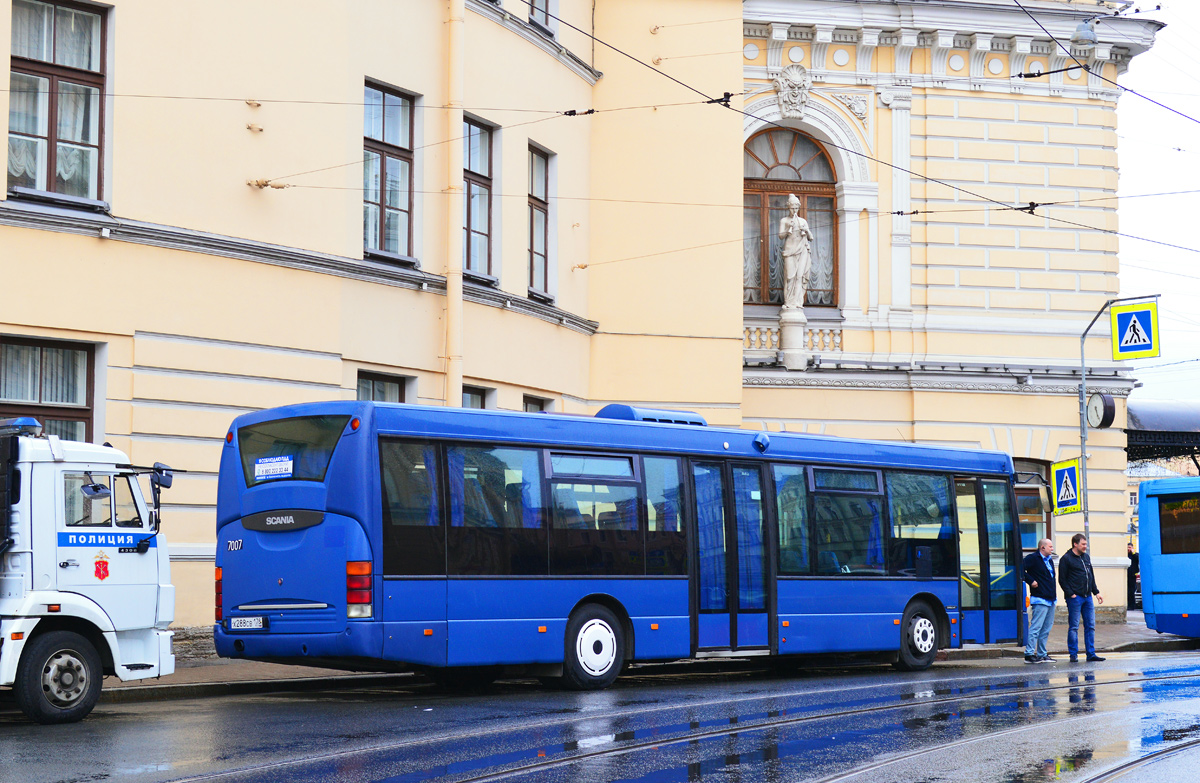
[743,128,838,308]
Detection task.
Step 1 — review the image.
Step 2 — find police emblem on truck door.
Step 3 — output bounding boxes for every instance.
[94,551,110,581]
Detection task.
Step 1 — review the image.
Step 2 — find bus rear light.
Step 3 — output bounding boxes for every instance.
[346,561,373,618]
[215,566,223,622]
[225,431,233,444]
[350,417,361,431]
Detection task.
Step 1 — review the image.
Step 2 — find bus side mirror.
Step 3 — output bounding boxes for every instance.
[1039,484,1053,514]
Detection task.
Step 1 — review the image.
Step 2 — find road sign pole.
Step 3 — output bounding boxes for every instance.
[1078,294,1160,542]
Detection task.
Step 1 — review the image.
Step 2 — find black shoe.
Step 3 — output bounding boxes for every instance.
[1024,654,1038,663]
[1069,655,1079,663]
[1039,656,1057,663]
[1086,655,1106,662]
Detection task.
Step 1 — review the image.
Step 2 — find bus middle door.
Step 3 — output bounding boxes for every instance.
[691,461,769,654]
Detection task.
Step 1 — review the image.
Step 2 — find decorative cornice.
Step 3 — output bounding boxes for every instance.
[0,200,600,336]
[467,0,601,85]
[744,373,1130,397]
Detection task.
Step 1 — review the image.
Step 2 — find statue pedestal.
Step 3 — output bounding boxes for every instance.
[779,308,810,371]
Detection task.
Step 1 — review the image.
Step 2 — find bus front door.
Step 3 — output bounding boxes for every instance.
[956,478,1022,644]
[691,462,769,654]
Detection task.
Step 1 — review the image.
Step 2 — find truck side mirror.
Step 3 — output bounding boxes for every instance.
[151,462,173,490]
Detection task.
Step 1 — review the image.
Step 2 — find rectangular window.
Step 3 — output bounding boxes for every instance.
[813,495,885,576]
[886,472,956,578]
[550,480,642,575]
[644,456,686,575]
[8,0,105,200]
[380,440,444,575]
[811,467,882,493]
[448,446,547,576]
[364,84,414,259]
[550,453,634,479]
[0,338,92,441]
[462,386,488,409]
[774,464,810,575]
[530,0,551,29]
[1130,491,1138,507]
[523,395,547,413]
[463,119,493,275]
[64,472,111,527]
[528,147,549,294]
[357,372,405,403]
[1159,495,1200,554]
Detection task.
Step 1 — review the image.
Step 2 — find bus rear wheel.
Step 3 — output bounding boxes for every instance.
[561,605,625,690]
[894,601,939,671]
[14,631,103,724]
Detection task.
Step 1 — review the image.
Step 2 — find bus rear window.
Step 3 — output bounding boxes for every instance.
[238,415,350,486]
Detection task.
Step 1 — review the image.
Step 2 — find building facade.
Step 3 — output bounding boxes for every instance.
[2,0,1157,626]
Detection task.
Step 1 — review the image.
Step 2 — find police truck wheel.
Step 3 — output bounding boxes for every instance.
[894,601,939,671]
[14,631,103,724]
[562,605,625,690]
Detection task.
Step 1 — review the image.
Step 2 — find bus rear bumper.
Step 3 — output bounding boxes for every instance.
[214,624,383,661]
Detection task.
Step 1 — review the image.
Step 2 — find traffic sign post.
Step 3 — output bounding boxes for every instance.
[1077,295,1160,541]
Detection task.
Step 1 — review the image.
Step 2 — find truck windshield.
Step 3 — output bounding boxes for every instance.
[238,415,350,487]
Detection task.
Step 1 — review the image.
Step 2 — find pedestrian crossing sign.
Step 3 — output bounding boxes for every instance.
[1110,301,1160,361]
[1051,458,1082,515]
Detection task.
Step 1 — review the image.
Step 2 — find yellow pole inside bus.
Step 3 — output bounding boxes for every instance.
[444,0,465,407]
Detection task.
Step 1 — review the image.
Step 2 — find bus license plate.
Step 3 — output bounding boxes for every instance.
[230,616,265,630]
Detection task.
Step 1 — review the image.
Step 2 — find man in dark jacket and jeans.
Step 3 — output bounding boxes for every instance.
[1059,533,1105,662]
[1023,538,1057,663]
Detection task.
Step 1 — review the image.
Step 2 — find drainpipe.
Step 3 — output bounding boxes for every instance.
[444,0,465,407]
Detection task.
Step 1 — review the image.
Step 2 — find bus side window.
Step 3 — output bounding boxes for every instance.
[812,494,885,576]
[645,457,686,576]
[772,464,810,575]
[447,446,548,576]
[885,472,956,578]
[380,440,445,576]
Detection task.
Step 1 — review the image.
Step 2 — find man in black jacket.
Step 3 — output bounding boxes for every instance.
[1059,533,1105,662]
[1023,538,1057,663]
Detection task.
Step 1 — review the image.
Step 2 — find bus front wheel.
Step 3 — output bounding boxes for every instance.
[894,601,938,671]
[13,631,103,724]
[562,604,625,690]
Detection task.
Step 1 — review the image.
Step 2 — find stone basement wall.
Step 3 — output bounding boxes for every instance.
[172,626,218,660]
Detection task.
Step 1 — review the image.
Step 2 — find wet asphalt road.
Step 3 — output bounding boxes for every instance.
[4,653,1200,783]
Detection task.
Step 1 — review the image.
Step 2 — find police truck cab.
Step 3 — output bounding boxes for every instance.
[0,418,175,723]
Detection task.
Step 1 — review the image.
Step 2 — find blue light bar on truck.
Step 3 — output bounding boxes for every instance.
[0,417,42,437]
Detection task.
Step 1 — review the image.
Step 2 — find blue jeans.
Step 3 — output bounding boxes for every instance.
[1026,602,1055,658]
[1066,595,1096,658]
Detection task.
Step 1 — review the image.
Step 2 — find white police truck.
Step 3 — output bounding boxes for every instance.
[0,417,176,723]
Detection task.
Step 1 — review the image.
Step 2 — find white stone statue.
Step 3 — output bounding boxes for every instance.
[773,64,813,119]
[778,194,814,310]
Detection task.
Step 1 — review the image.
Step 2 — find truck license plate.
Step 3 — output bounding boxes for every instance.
[230,616,264,630]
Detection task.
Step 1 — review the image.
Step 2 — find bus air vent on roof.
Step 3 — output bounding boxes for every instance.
[594,404,707,426]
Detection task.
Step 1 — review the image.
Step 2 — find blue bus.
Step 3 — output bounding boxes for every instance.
[1137,477,1200,638]
[214,402,1023,688]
